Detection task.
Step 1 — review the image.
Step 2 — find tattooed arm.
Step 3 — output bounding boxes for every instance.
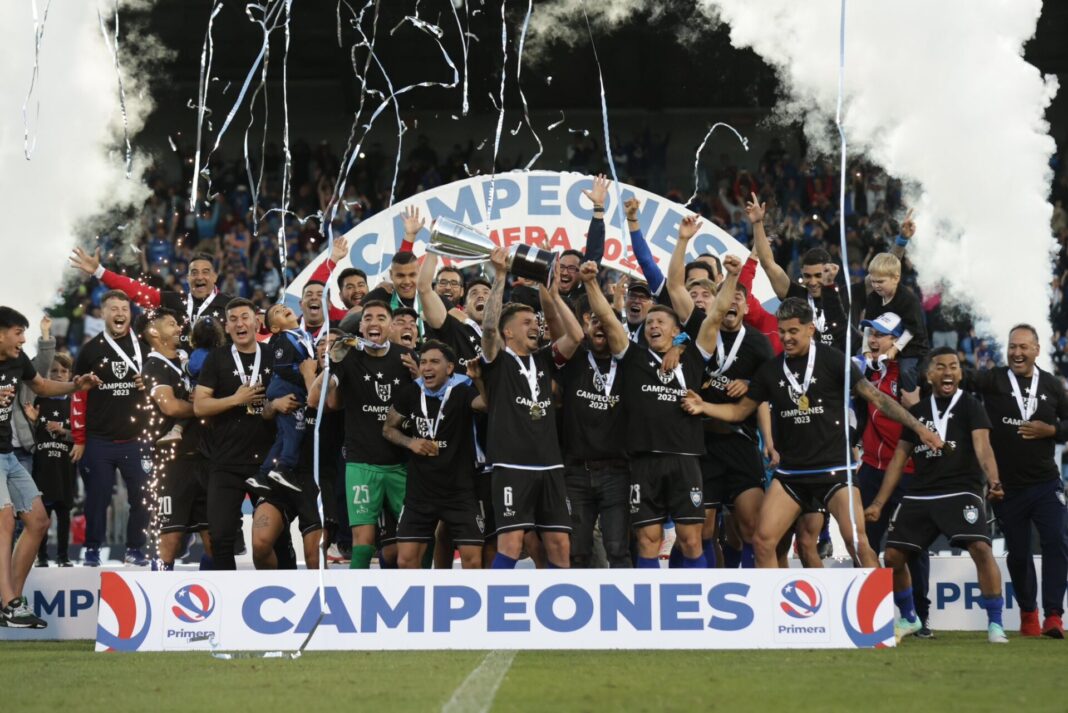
[855,378,944,451]
[480,248,509,363]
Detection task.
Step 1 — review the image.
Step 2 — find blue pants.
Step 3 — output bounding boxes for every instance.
[857,463,931,619]
[259,379,307,476]
[79,437,150,550]
[993,478,1068,616]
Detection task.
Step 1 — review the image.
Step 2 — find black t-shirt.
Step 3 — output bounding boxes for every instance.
[620,343,708,456]
[160,290,234,350]
[30,396,74,501]
[901,391,992,495]
[142,352,202,458]
[393,381,480,499]
[482,345,562,468]
[787,283,849,353]
[74,332,150,441]
[699,326,774,438]
[334,346,414,465]
[434,313,483,375]
[0,352,37,454]
[863,285,928,359]
[559,344,626,460]
[197,345,276,470]
[748,344,863,472]
[972,367,1068,487]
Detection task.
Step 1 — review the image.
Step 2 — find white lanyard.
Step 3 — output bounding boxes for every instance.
[1007,368,1040,421]
[103,330,142,375]
[148,351,190,391]
[464,318,483,338]
[186,291,218,324]
[506,347,540,402]
[587,351,618,395]
[230,344,262,386]
[649,349,686,391]
[419,385,454,440]
[930,389,963,442]
[300,318,328,345]
[711,326,746,377]
[782,344,817,398]
[627,321,641,343]
[808,295,827,333]
[286,328,315,359]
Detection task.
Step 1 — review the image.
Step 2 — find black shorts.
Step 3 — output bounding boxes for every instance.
[397,496,484,546]
[629,453,704,528]
[492,466,572,535]
[257,470,324,536]
[701,433,765,510]
[886,492,991,552]
[477,467,496,540]
[377,507,398,547]
[158,455,209,534]
[774,471,850,514]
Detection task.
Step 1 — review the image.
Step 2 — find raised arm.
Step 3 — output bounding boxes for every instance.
[581,174,609,264]
[539,263,583,360]
[69,247,162,308]
[890,208,915,259]
[480,248,509,363]
[667,215,700,323]
[855,378,944,451]
[417,251,449,329]
[399,205,425,253]
[579,262,628,355]
[625,198,665,295]
[694,254,741,355]
[744,193,790,299]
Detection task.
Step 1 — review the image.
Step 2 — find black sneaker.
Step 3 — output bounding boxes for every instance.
[35,555,49,568]
[56,557,73,568]
[3,597,47,629]
[817,538,833,560]
[914,618,935,639]
[267,469,302,492]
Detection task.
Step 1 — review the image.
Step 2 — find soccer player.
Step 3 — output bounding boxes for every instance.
[321,301,414,569]
[970,324,1068,638]
[0,306,99,627]
[417,252,492,374]
[72,290,153,566]
[857,312,932,635]
[140,309,212,570]
[70,248,233,349]
[384,340,487,569]
[364,253,422,318]
[681,297,943,568]
[866,348,1008,644]
[194,298,302,570]
[559,262,631,567]
[480,249,583,568]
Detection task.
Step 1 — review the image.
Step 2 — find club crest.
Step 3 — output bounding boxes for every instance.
[656,368,676,385]
[375,382,391,402]
[141,457,153,475]
[963,505,979,524]
[111,361,129,380]
[690,487,703,507]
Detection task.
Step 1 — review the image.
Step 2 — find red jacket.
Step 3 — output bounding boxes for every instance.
[860,359,915,473]
[738,257,783,355]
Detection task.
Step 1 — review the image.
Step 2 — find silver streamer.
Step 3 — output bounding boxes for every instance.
[96,1,133,178]
[189,0,223,211]
[685,122,749,208]
[483,0,508,228]
[21,0,53,160]
[514,0,543,169]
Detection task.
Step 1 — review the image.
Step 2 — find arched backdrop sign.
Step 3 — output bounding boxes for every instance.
[285,170,776,313]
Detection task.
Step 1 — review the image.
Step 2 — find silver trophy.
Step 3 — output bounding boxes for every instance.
[428,217,557,285]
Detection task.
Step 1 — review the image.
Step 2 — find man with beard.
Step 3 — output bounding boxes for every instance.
[193,298,303,570]
[418,253,491,375]
[384,340,487,569]
[866,348,1008,644]
[969,324,1068,639]
[682,297,943,569]
[480,249,584,569]
[140,308,211,570]
[318,301,414,569]
[433,266,465,307]
[0,306,99,628]
[559,263,631,567]
[745,194,850,352]
[70,248,233,350]
[72,290,153,567]
[669,249,774,569]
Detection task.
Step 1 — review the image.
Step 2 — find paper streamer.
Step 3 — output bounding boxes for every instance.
[514,0,544,169]
[580,3,626,231]
[21,0,53,160]
[685,122,749,207]
[483,0,508,229]
[190,1,223,211]
[96,1,133,178]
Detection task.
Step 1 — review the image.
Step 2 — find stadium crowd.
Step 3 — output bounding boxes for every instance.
[0,133,1065,646]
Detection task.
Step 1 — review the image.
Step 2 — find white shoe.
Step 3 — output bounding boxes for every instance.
[988,622,1009,644]
[894,617,922,642]
[156,424,184,447]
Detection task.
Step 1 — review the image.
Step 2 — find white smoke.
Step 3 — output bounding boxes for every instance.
[533,0,1059,353]
[0,1,154,339]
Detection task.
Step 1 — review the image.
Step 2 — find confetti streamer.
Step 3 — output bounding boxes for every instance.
[275,0,295,295]
[96,1,133,178]
[547,111,566,131]
[448,0,471,116]
[189,0,223,211]
[21,0,53,160]
[580,3,625,230]
[684,122,749,208]
[483,0,508,228]
[514,0,544,169]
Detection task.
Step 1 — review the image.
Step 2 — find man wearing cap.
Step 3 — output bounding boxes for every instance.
[620,279,654,344]
[858,311,932,637]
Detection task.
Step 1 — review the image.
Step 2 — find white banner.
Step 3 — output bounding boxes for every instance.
[284,170,777,311]
[94,569,894,651]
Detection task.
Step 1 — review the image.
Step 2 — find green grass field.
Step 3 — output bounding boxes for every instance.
[1,634,1063,712]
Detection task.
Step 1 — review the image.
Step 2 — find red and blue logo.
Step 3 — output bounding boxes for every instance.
[172,584,215,623]
[780,580,822,618]
[841,569,895,648]
[95,573,152,652]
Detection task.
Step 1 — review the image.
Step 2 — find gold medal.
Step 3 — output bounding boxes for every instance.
[797,394,810,412]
